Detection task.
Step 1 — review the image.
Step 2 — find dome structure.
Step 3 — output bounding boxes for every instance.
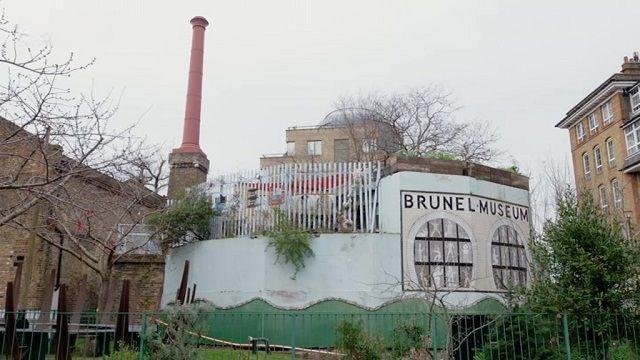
[318,108,380,127]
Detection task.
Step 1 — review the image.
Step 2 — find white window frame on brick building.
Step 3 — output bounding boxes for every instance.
[631,84,640,115]
[602,101,614,124]
[307,140,322,156]
[576,122,586,142]
[594,146,603,173]
[606,138,616,166]
[362,138,377,153]
[582,152,591,178]
[624,120,640,156]
[286,141,295,156]
[116,224,160,255]
[588,113,599,134]
[612,179,623,209]
[598,185,608,212]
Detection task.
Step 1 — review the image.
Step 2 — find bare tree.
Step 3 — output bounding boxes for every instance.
[0,10,166,309]
[332,86,500,163]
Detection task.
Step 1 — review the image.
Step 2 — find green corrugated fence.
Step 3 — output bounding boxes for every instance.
[1,310,639,359]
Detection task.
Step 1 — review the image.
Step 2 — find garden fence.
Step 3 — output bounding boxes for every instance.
[0,310,638,359]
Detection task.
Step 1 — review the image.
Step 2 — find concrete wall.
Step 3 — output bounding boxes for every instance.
[163,171,530,311]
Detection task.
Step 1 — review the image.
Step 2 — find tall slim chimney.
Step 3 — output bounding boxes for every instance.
[168,17,211,198]
[175,16,209,154]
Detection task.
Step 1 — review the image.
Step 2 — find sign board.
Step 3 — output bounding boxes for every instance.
[401,191,530,292]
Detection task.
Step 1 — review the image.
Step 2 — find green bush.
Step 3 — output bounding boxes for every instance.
[336,320,385,360]
[265,209,314,279]
[145,302,215,360]
[391,323,426,358]
[109,342,138,360]
[147,187,217,248]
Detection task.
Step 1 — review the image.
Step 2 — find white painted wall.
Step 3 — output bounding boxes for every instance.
[162,171,529,310]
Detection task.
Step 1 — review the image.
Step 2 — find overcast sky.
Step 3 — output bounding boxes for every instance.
[5,0,640,184]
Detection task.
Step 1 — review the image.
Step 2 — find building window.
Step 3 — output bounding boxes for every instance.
[576,122,586,142]
[116,224,160,254]
[631,84,640,115]
[286,141,295,156]
[594,146,603,172]
[362,138,377,153]
[588,113,598,134]
[413,218,472,289]
[598,185,608,212]
[606,138,616,166]
[307,140,322,156]
[582,153,591,177]
[624,120,640,156]
[602,101,614,124]
[491,225,527,290]
[612,179,622,209]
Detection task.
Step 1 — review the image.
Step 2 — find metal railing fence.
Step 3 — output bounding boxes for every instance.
[0,311,639,359]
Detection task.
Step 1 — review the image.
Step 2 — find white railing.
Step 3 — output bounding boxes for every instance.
[207,161,382,238]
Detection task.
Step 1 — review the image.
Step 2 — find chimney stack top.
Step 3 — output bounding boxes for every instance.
[621,51,640,74]
[190,16,209,29]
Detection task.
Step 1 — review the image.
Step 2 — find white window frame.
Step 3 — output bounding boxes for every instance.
[606,138,616,165]
[362,138,377,153]
[624,120,640,156]
[631,84,640,115]
[576,122,586,142]
[286,141,295,156]
[588,113,599,134]
[116,224,160,254]
[612,179,623,209]
[307,140,322,156]
[582,153,591,177]
[598,185,608,211]
[594,146,603,172]
[602,101,614,124]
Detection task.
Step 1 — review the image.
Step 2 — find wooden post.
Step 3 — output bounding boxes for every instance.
[36,269,57,329]
[54,284,70,360]
[176,260,190,305]
[4,282,21,360]
[115,280,131,350]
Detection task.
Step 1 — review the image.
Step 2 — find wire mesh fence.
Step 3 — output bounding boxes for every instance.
[0,310,639,359]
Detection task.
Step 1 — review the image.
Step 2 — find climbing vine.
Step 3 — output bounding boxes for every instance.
[265,209,315,279]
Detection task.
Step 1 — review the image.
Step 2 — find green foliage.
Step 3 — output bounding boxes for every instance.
[265,209,314,279]
[391,323,426,358]
[109,342,138,359]
[526,190,640,316]
[145,302,215,360]
[147,187,217,248]
[336,320,384,360]
[502,165,521,174]
[398,149,459,161]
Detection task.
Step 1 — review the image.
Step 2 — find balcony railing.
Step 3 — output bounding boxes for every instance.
[207,161,382,238]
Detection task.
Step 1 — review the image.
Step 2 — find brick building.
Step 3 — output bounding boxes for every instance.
[556,53,640,230]
[0,116,166,312]
[260,109,401,168]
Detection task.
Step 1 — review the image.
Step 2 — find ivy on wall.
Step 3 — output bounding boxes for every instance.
[265,209,315,279]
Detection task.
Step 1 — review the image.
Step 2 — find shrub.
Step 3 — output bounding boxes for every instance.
[147,187,217,248]
[145,302,215,360]
[265,208,314,279]
[109,342,138,360]
[391,323,426,358]
[336,320,384,360]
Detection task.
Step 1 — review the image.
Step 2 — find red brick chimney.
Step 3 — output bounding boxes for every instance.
[174,16,209,154]
[621,51,640,74]
[168,17,211,198]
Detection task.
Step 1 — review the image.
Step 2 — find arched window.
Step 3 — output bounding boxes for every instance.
[606,138,616,166]
[582,153,590,176]
[598,184,608,212]
[612,179,622,209]
[594,146,603,172]
[491,225,527,290]
[414,218,472,289]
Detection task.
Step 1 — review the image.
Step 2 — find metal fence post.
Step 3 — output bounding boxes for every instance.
[139,313,148,360]
[431,314,438,360]
[562,311,571,360]
[291,314,297,359]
